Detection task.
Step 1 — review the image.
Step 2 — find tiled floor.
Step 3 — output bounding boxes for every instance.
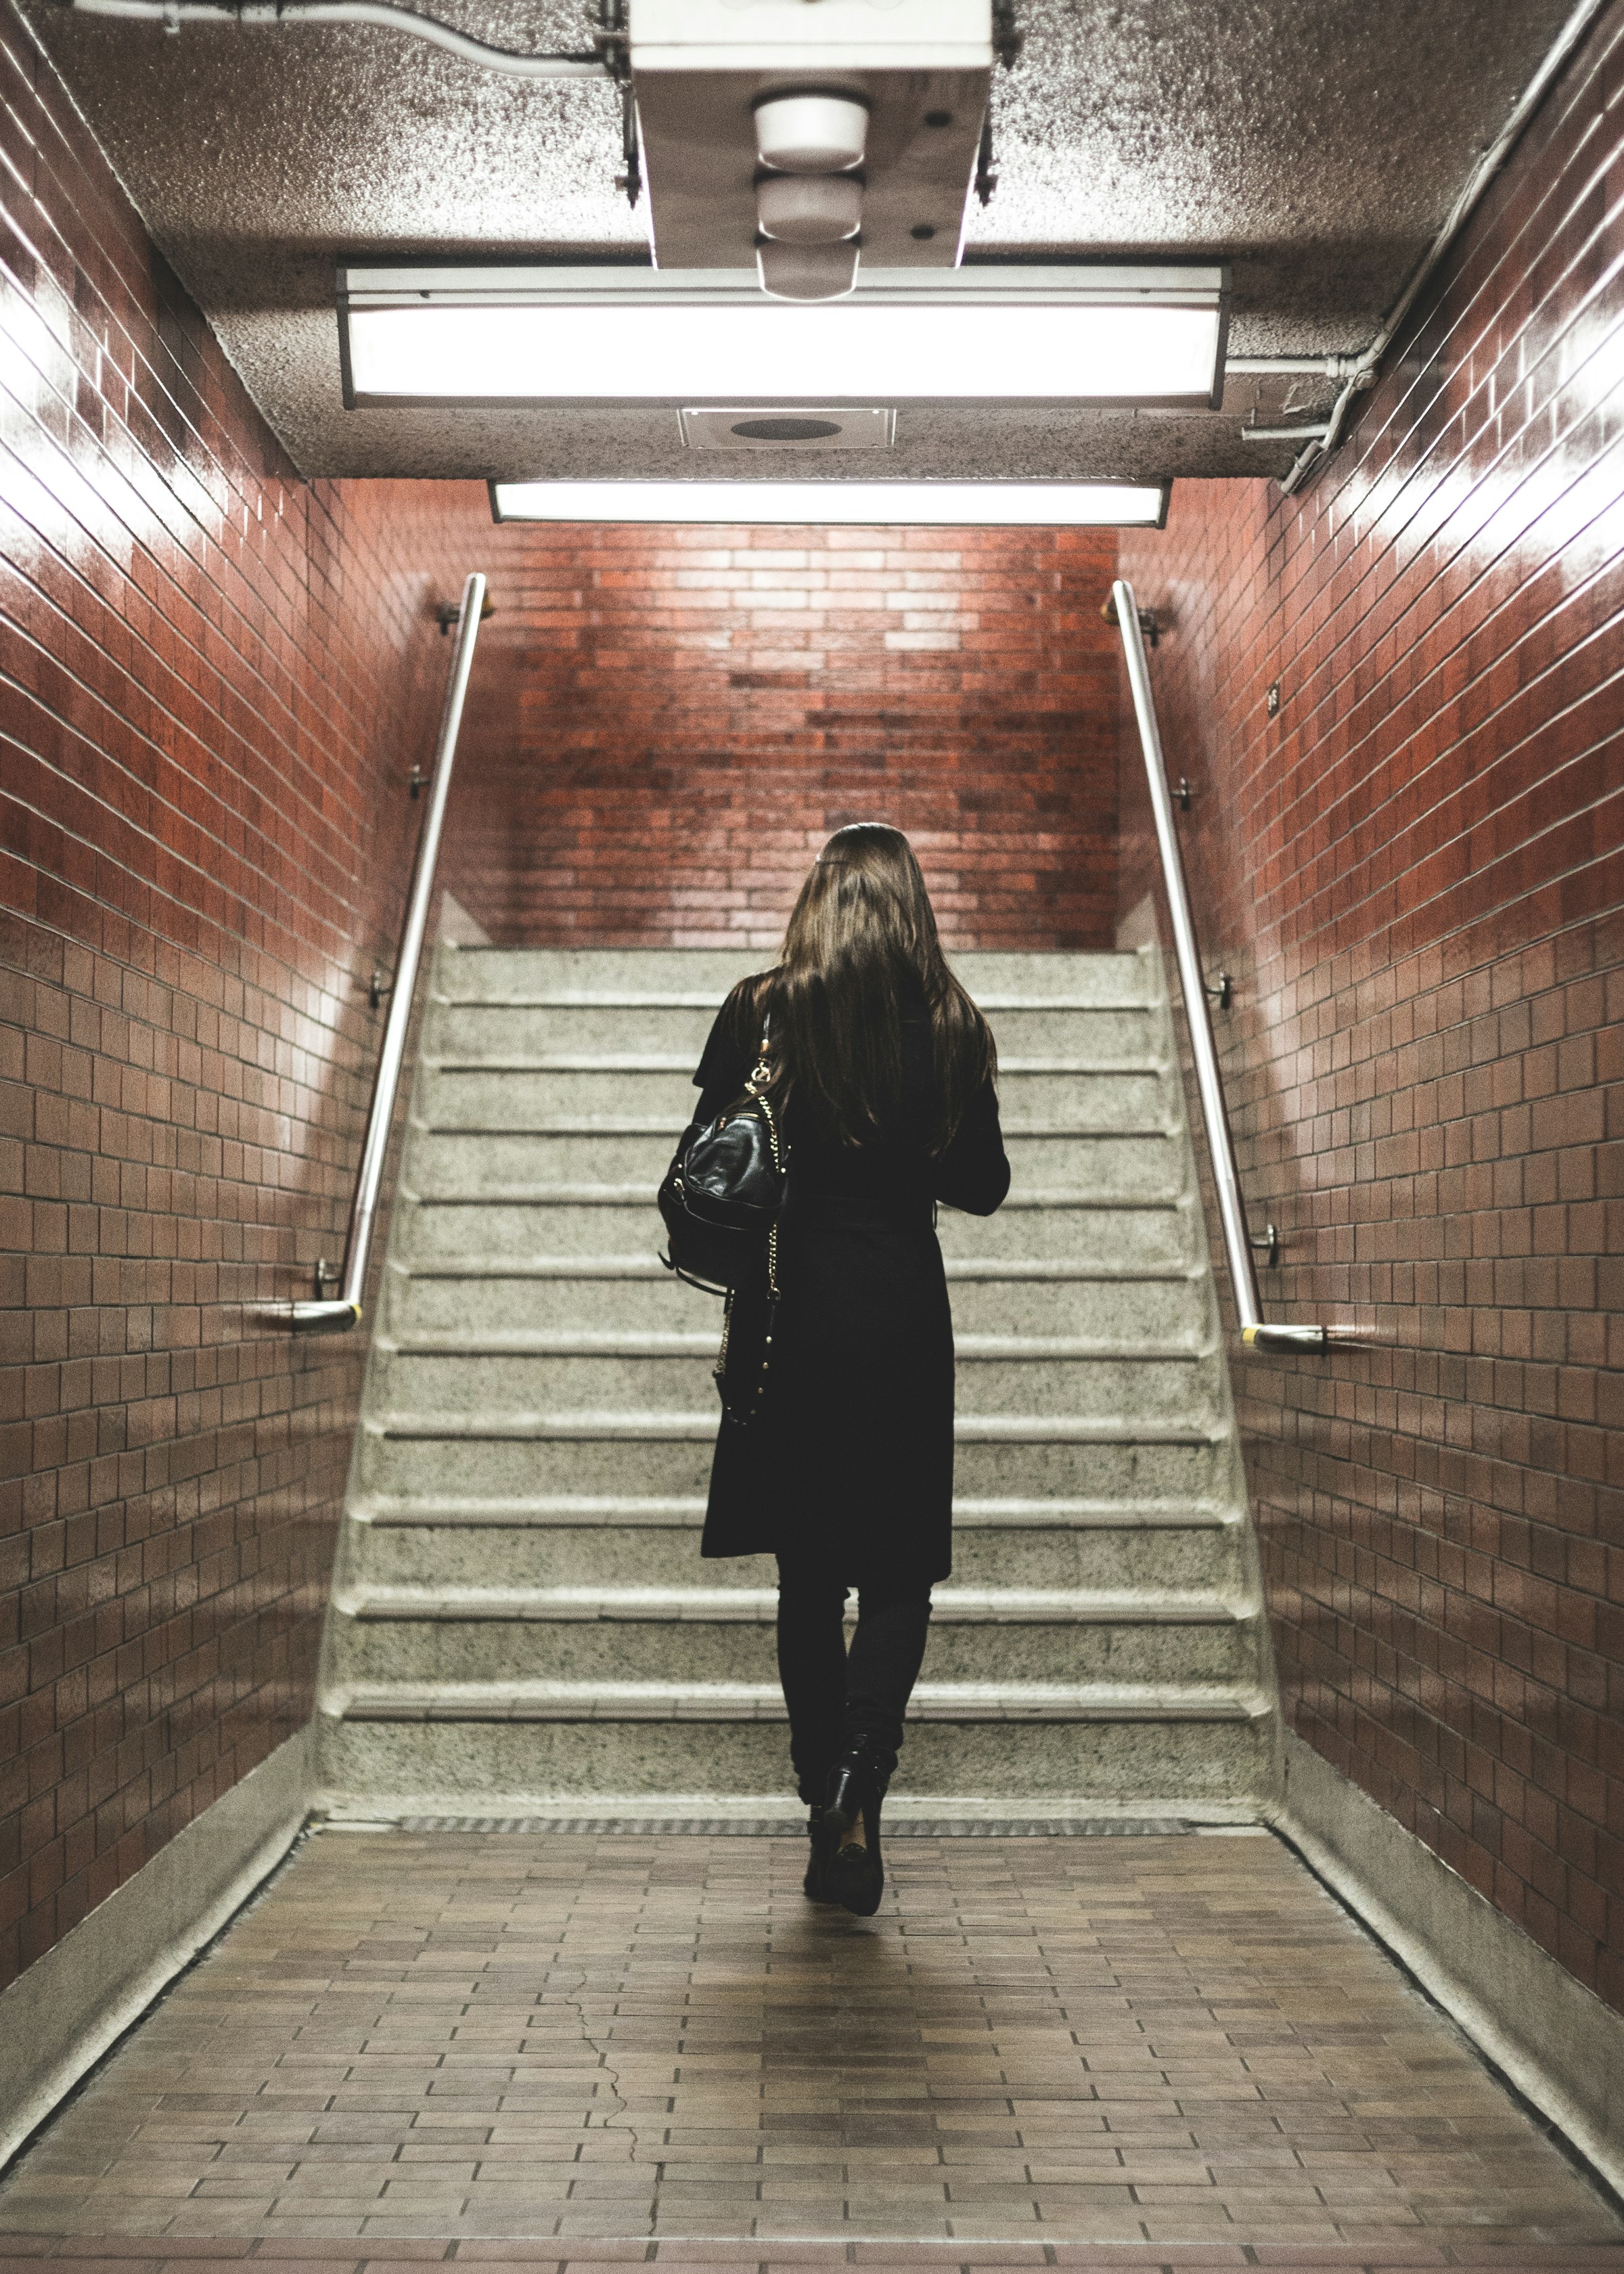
[0,1827,1619,2274]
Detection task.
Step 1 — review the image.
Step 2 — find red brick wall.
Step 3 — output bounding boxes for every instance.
[1118,4,1624,2007]
[447,521,1121,952]
[0,6,500,1985]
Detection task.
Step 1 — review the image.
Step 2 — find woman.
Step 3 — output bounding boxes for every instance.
[688,823,1010,1916]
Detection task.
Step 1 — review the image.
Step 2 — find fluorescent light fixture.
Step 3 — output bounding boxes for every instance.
[488,480,1169,527]
[338,265,1228,410]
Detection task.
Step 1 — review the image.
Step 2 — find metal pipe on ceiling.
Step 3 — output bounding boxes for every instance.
[1274,0,1612,495]
[53,0,608,76]
[1225,355,1366,378]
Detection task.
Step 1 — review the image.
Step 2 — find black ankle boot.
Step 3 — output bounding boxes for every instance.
[803,1805,836,1903]
[823,1739,888,1919]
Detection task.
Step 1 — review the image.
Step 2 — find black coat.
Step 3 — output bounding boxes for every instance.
[692,974,1010,1587]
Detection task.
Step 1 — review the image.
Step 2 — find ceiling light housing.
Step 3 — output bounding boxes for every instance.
[487,480,1170,527]
[338,265,1230,411]
[630,0,990,276]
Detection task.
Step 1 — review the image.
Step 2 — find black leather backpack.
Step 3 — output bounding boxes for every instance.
[658,1015,786,1299]
[658,1016,788,1427]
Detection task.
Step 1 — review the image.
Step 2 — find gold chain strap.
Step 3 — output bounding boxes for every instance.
[745,1031,782,1303]
[714,1289,734,1385]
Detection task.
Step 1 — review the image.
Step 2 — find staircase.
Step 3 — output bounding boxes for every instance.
[316,945,1282,1821]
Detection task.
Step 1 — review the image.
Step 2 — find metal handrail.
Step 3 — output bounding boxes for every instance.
[288,571,487,1333]
[1112,577,1341,1354]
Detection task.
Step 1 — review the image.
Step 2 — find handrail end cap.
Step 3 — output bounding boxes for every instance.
[288,1298,365,1335]
[1243,1322,1333,1353]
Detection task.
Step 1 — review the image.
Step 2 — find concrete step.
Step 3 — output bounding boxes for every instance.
[439,948,761,1000]
[357,1408,1234,1505]
[384,1256,1212,1341]
[404,1125,1190,1199]
[368,1337,1222,1423]
[325,1674,1268,1722]
[317,1685,1277,1809]
[327,1604,1259,1689]
[415,1058,1171,1131]
[437,945,1154,1006]
[426,997,1163,1064]
[397,1191,1198,1268]
[343,1498,1247,1592]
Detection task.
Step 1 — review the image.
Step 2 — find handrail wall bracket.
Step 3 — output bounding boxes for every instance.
[281,571,488,1335]
[1112,576,1361,1356]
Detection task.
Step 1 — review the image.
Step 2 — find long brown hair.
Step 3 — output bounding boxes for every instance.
[764,822,994,1152]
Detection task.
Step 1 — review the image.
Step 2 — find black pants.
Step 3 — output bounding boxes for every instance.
[774,1557,933,1806]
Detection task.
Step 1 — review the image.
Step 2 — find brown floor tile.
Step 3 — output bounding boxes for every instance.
[0,1832,1620,2255]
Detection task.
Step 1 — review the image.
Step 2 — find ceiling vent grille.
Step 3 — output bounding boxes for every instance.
[679,406,897,450]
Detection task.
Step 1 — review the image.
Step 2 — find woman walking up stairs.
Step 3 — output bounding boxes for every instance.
[677,824,1010,1914]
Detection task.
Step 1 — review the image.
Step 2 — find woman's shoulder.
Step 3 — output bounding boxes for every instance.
[719,966,781,1031]
[696,968,780,1090]
[725,965,780,1004]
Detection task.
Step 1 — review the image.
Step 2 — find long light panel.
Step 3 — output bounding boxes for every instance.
[339,265,1229,409]
[489,480,1169,526]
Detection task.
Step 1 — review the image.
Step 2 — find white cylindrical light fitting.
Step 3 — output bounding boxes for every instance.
[756,172,863,243]
[757,239,860,300]
[752,91,868,175]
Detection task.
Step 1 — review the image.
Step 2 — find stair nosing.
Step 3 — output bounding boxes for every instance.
[351,1494,1238,1529]
[370,1410,1228,1445]
[410,1118,1180,1140]
[404,1185,1193,1211]
[422,1054,1169,1077]
[376,1332,1213,1362]
[390,1255,1203,1284]
[430,992,1157,1015]
[323,1678,1273,1726]
[335,1583,1255,1626]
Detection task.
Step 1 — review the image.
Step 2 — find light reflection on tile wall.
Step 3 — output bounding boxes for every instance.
[1116,0,1624,2014]
[0,26,501,1984]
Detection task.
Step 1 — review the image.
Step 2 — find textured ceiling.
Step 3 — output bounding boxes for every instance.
[23,0,1576,480]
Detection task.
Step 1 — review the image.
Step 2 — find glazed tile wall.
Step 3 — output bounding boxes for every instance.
[443,520,1121,952]
[1117,2,1624,2008]
[0,0,503,1987]
[0,2,1125,1989]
